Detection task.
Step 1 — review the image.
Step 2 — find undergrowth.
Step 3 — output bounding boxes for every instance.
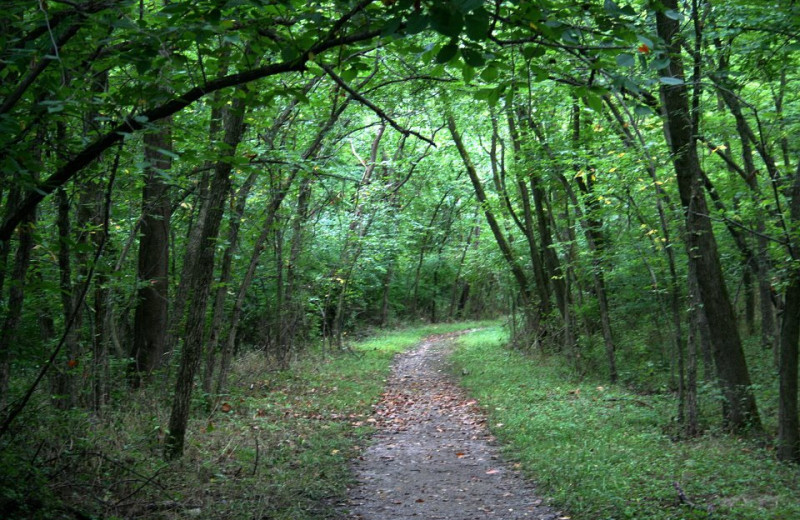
[0,320,491,520]
[450,325,800,520]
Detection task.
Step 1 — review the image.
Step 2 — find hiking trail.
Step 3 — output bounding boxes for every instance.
[344,331,566,520]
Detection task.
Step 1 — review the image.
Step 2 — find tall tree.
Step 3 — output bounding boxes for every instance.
[164,94,246,460]
[655,0,760,431]
[130,123,172,387]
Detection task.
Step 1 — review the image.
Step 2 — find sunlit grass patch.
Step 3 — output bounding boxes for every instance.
[450,326,800,520]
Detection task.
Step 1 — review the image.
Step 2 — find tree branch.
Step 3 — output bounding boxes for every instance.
[0,28,381,243]
[319,63,437,147]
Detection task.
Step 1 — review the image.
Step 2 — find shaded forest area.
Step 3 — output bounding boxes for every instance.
[1,0,799,517]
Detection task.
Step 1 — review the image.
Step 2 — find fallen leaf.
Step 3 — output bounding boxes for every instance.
[220,402,232,413]
[486,469,500,475]
[456,452,466,458]
[415,498,425,503]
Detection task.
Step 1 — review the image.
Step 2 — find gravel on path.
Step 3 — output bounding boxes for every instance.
[344,332,566,520]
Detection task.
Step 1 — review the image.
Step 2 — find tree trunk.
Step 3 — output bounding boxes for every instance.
[130,122,172,387]
[164,95,246,460]
[656,0,760,432]
[203,167,259,397]
[282,177,312,345]
[505,112,552,319]
[447,114,535,325]
[216,163,306,391]
[778,275,800,461]
[0,200,35,407]
[777,162,800,462]
[53,187,82,409]
[521,114,569,322]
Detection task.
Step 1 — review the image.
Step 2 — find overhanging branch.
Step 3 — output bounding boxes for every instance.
[319,62,437,148]
[0,27,381,243]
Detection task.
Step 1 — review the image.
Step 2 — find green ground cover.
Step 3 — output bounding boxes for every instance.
[449,326,800,520]
[1,321,489,519]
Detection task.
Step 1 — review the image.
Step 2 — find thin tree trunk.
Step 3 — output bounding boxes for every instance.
[203,167,260,397]
[331,123,386,344]
[53,186,82,409]
[656,0,760,431]
[164,94,246,460]
[216,95,347,391]
[0,201,35,407]
[505,112,552,318]
[571,101,617,383]
[283,177,312,343]
[603,95,687,405]
[686,266,701,437]
[777,161,800,462]
[165,49,233,359]
[449,216,478,320]
[447,114,534,321]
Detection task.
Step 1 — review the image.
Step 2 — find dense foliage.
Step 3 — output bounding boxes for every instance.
[0,0,798,517]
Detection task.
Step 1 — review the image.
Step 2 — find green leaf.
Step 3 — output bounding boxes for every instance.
[585,93,604,113]
[461,47,485,67]
[480,65,498,82]
[405,12,429,34]
[664,9,684,21]
[616,53,635,67]
[634,105,652,116]
[431,6,463,38]
[381,16,402,37]
[522,45,545,60]
[340,67,358,83]
[637,35,654,48]
[462,65,476,84]
[436,43,459,64]
[659,76,684,85]
[474,88,493,100]
[464,8,490,40]
[604,0,622,15]
[650,57,671,70]
[454,0,484,13]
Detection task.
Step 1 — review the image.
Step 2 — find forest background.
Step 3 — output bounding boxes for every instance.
[1,0,799,518]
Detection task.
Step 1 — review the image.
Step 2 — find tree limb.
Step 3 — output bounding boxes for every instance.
[0,28,381,243]
[319,62,437,148]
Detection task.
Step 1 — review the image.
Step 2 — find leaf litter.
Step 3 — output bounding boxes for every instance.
[343,332,564,519]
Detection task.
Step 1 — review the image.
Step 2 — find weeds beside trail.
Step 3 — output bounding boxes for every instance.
[449,326,800,520]
[0,321,491,520]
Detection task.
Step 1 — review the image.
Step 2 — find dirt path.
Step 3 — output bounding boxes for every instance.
[344,332,565,520]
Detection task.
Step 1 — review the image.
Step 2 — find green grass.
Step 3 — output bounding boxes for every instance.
[0,320,492,520]
[449,326,800,520]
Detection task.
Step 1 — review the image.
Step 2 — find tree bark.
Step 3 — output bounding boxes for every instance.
[0,203,35,408]
[777,161,800,462]
[656,0,761,431]
[447,114,534,317]
[164,95,246,460]
[130,123,172,387]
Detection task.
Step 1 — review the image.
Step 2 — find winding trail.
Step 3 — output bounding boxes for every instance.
[344,332,564,520]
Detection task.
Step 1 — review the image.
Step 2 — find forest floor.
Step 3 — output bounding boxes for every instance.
[343,331,566,520]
